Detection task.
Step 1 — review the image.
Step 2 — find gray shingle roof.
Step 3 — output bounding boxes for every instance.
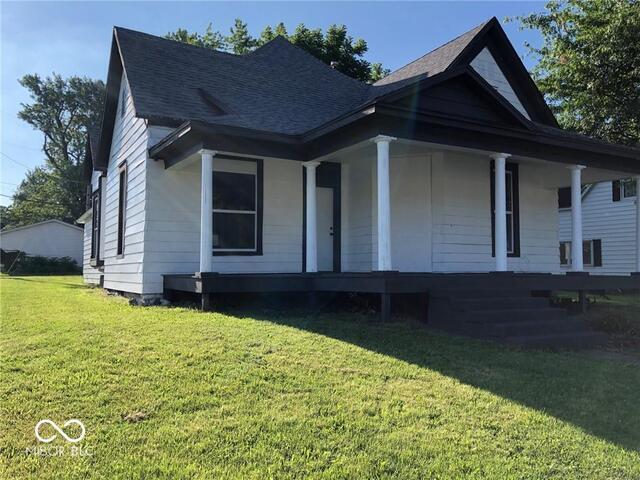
[116,28,371,135]
[115,21,492,136]
[373,20,488,88]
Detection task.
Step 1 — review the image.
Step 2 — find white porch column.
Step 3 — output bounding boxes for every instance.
[491,153,511,271]
[199,149,216,273]
[569,165,586,272]
[373,135,396,271]
[635,176,640,272]
[304,161,321,273]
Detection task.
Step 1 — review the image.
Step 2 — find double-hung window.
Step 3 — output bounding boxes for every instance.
[212,160,263,255]
[559,239,602,267]
[90,185,101,266]
[116,162,127,257]
[622,178,637,198]
[491,161,520,257]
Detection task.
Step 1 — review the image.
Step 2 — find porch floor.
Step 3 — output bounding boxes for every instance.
[164,271,640,295]
[163,271,638,348]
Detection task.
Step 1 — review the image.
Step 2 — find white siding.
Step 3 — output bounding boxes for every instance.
[142,156,303,294]
[471,47,530,119]
[559,181,637,274]
[0,220,83,264]
[342,155,374,271]
[431,151,559,273]
[82,171,103,284]
[99,73,149,294]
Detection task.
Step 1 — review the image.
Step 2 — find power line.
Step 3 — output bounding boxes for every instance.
[0,193,68,208]
[0,151,32,170]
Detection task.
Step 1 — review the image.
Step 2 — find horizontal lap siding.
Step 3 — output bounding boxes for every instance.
[432,152,559,273]
[342,156,373,272]
[101,73,149,294]
[559,181,637,274]
[142,156,303,294]
[83,171,103,284]
[82,222,101,284]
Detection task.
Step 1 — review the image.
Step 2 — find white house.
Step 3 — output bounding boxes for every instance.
[78,18,639,344]
[0,219,83,264]
[558,179,639,274]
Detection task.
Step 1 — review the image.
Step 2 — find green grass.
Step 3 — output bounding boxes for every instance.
[1,276,640,479]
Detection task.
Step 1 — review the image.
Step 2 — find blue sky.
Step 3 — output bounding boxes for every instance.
[0,1,546,207]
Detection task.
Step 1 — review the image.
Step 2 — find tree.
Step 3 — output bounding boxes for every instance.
[166,20,387,83]
[6,74,105,228]
[165,23,227,50]
[3,167,70,228]
[516,0,640,146]
[227,18,258,55]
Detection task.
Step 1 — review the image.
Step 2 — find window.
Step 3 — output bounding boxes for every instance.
[559,241,570,266]
[116,162,127,257]
[212,160,263,255]
[622,178,637,198]
[613,178,637,201]
[491,162,520,257]
[90,186,101,266]
[559,239,602,267]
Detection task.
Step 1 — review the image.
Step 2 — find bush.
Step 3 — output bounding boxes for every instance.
[2,253,81,275]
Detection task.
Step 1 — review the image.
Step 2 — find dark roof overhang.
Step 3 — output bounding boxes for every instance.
[149,121,308,167]
[149,106,640,174]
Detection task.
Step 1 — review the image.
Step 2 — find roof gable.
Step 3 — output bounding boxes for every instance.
[382,68,533,131]
[373,17,558,127]
[448,17,558,126]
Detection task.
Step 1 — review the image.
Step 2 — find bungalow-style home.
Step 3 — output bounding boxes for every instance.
[80,18,640,346]
[0,219,83,265]
[558,179,639,274]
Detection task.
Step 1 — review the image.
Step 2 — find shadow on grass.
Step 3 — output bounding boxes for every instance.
[220,299,640,452]
[2,276,85,289]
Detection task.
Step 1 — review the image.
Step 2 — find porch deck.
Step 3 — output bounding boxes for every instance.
[164,271,639,347]
[164,271,640,296]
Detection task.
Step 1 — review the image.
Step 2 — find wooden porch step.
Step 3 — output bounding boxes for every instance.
[466,308,566,324]
[455,296,549,311]
[500,331,607,349]
[432,289,531,299]
[481,318,589,337]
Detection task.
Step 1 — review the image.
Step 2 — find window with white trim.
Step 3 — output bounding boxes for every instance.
[213,170,257,252]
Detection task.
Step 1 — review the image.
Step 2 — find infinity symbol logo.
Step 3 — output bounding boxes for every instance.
[35,419,86,443]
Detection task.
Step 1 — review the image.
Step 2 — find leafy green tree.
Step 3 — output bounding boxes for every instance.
[369,63,391,83]
[166,20,387,83]
[516,0,640,145]
[165,23,227,50]
[5,74,105,228]
[227,18,258,54]
[3,167,70,227]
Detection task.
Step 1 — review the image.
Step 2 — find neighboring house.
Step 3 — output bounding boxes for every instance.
[558,179,639,275]
[78,17,639,343]
[0,219,83,265]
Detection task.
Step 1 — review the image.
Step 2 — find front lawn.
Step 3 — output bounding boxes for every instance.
[1,276,640,479]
